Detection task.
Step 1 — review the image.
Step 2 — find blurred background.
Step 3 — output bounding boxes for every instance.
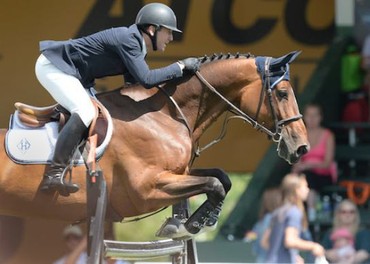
[1,0,368,263]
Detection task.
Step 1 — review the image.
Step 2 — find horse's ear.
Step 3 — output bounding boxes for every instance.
[270,51,302,67]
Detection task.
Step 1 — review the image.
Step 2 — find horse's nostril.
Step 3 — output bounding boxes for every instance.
[297,145,308,156]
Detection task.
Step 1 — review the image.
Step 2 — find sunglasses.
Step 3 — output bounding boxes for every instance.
[339,209,355,214]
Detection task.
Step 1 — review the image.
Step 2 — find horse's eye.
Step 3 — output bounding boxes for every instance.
[277,89,288,100]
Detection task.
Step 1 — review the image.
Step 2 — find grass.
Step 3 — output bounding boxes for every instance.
[114,173,252,242]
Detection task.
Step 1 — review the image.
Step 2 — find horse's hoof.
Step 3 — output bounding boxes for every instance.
[156,218,192,240]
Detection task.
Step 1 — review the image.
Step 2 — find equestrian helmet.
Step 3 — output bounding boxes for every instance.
[135,3,182,33]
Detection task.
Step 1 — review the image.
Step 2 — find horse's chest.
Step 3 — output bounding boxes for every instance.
[123,120,192,166]
[153,130,191,160]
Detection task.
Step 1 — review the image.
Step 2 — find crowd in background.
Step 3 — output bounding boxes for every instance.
[53,225,129,264]
[248,172,370,263]
[246,41,370,262]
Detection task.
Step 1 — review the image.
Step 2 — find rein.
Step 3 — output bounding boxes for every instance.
[194,57,302,155]
[195,71,276,136]
[157,86,192,136]
[255,57,303,142]
[158,56,302,157]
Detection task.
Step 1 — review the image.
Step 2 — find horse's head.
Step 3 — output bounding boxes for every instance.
[166,51,308,164]
[250,51,309,163]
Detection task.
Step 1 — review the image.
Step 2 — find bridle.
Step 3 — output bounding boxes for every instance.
[193,57,302,154]
[253,57,303,141]
[158,56,303,156]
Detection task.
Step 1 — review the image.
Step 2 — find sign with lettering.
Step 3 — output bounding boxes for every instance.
[0,0,334,171]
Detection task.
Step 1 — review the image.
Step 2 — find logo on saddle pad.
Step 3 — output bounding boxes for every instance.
[17,138,31,153]
[5,108,113,165]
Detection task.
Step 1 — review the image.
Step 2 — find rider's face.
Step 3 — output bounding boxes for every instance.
[303,105,322,129]
[155,27,173,52]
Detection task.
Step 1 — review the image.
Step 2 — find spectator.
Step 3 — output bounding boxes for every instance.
[104,230,130,264]
[262,173,325,263]
[361,34,370,72]
[53,225,87,264]
[341,44,364,94]
[250,187,282,263]
[105,258,130,264]
[362,34,370,120]
[321,199,370,263]
[54,225,130,264]
[340,43,369,123]
[329,227,357,264]
[291,103,337,221]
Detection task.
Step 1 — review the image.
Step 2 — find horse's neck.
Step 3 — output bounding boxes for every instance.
[175,58,258,140]
[97,58,259,142]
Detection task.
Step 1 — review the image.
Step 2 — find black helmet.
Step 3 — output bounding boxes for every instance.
[135,3,182,33]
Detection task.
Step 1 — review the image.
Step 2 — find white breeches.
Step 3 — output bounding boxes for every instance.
[35,54,95,127]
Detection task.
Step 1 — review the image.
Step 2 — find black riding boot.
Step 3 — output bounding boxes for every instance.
[40,114,88,195]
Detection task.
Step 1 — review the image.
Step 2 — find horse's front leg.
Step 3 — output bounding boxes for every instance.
[156,168,231,238]
[184,168,231,234]
[189,168,232,205]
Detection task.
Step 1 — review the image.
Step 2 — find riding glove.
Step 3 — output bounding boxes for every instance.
[178,58,200,74]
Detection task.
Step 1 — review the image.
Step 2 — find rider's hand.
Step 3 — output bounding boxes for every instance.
[178,58,200,74]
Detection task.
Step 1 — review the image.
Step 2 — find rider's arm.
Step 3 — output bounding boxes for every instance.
[114,27,183,89]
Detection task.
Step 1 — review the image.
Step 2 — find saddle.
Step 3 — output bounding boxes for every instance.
[14,99,109,147]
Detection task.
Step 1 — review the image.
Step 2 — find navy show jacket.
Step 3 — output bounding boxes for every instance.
[40,24,183,88]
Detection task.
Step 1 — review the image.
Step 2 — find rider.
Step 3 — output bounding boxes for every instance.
[35,2,200,194]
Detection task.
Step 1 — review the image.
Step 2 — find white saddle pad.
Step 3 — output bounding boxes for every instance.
[5,111,112,164]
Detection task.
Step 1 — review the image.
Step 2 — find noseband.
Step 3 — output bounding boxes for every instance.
[158,57,303,158]
[195,57,302,144]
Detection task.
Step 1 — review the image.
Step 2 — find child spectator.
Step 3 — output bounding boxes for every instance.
[53,225,87,264]
[322,199,370,263]
[330,227,356,264]
[262,173,325,263]
[249,187,282,263]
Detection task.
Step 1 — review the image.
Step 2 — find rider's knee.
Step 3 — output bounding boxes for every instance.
[73,104,95,127]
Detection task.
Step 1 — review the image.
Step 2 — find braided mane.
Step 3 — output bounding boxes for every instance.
[199,52,254,64]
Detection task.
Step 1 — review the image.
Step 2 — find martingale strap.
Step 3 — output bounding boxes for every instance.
[195,71,275,136]
[157,85,192,136]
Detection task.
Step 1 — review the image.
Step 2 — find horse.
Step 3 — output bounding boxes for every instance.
[0,51,308,238]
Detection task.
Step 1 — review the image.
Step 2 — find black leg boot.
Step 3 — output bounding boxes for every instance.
[40,113,88,195]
